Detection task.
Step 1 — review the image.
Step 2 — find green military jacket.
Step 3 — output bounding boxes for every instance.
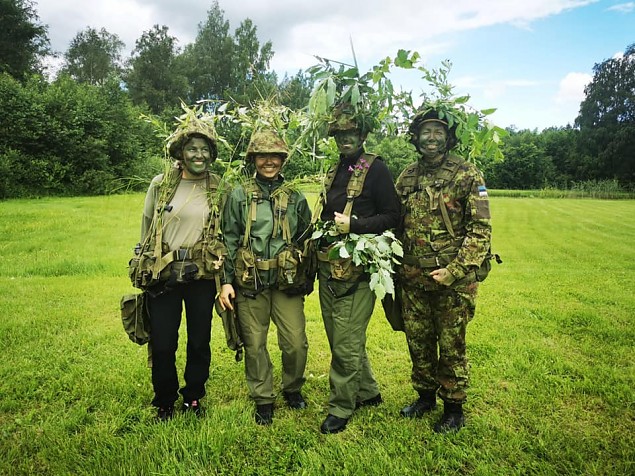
[222,175,311,288]
[395,153,492,287]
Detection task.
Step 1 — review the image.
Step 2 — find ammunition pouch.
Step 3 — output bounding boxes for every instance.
[276,242,317,295]
[128,242,171,290]
[318,246,364,282]
[120,293,151,345]
[235,246,258,290]
[191,239,227,279]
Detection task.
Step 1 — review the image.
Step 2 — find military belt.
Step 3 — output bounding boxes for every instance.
[255,258,278,270]
[402,252,458,268]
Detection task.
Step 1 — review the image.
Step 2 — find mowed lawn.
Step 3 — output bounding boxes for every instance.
[0,195,633,475]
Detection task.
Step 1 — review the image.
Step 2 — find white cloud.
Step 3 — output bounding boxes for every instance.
[555,72,592,104]
[607,2,635,13]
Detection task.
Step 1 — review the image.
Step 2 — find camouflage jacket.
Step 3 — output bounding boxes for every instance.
[395,154,492,285]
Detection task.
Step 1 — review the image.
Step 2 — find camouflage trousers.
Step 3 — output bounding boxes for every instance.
[401,281,478,403]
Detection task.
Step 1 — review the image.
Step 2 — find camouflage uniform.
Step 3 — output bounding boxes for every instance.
[396,152,491,404]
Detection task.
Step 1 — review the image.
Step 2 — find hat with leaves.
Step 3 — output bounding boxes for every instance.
[166,107,219,160]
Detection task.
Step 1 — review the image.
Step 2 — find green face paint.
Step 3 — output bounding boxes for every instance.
[182,137,211,179]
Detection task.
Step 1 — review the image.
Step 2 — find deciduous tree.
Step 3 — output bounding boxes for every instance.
[0,0,50,79]
[61,27,125,85]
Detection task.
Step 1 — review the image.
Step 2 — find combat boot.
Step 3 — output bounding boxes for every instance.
[255,403,274,425]
[400,390,437,418]
[433,401,465,433]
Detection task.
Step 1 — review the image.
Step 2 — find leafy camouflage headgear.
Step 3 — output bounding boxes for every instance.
[245,129,289,162]
[166,114,218,161]
[408,108,458,151]
[327,104,377,137]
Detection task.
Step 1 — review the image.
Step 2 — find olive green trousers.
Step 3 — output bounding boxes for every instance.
[235,287,308,405]
[318,262,380,419]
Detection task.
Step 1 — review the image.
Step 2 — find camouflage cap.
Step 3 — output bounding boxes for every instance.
[327,104,377,136]
[166,115,218,160]
[245,129,289,161]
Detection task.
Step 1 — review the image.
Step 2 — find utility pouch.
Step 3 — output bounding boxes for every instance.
[329,255,364,282]
[191,239,226,278]
[120,293,150,345]
[277,244,304,291]
[235,247,257,290]
[475,252,502,282]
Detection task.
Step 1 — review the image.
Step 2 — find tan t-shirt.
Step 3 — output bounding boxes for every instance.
[142,174,210,251]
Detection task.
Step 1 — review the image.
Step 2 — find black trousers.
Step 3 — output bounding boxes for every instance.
[147,279,215,408]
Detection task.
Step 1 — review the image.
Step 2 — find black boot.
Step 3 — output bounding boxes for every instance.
[400,391,436,418]
[433,401,465,433]
[255,403,274,425]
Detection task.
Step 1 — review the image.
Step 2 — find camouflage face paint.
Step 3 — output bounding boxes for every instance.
[417,122,448,160]
[182,137,212,178]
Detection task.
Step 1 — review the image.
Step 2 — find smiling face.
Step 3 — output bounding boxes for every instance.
[181,137,212,179]
[417,121,448,160]
[334,130,365,159]
[253,153,283,180]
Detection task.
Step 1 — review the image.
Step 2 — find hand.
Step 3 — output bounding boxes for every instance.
[430,268,456,286]
[219,283,235,310]
[333,212,351,234]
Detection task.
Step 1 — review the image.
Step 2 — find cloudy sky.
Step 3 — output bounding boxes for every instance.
[34,0,634,130]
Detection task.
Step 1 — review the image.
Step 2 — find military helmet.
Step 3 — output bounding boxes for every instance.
[408,108,458,151]
[327,111,359,136]
[245,129,289,162]
[167,118,218,161]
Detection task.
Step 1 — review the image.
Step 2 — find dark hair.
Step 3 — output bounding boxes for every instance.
[175,133,218,160]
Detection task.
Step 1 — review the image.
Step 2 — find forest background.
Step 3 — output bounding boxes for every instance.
[1,0,634,199]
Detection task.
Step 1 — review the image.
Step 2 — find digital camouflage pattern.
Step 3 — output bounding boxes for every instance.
[245,129,288,161]
[400,283,476,402]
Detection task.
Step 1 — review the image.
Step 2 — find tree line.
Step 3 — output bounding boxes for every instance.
[1,0,633,198]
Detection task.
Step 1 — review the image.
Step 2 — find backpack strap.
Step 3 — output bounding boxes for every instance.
[151,167,182,280]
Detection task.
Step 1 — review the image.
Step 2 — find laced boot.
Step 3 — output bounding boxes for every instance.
[400,391,437,418]
[433,401,465,433]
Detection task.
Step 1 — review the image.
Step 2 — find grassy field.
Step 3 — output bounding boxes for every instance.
[0,195,633,475]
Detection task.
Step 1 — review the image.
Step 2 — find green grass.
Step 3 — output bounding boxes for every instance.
[0,195,634,475]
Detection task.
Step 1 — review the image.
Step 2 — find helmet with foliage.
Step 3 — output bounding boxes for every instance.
[327,104,378,137]
[167,114,218,161]
[245,129,289,162]
[408,108,459,151]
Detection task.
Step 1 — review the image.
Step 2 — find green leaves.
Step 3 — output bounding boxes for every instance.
[312,223,404,301]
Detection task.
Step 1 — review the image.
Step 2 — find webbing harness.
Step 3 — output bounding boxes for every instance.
[311,153,378,229]
[242,179,294,271]
[397,154,463,238]
[143,167,225,288]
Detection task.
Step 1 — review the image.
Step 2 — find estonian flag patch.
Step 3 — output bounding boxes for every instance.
[478,185,488,197]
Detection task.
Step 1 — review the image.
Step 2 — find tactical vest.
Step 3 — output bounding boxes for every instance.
[234,179,312,293]
[313,153,378,283]
[397,154,500,282]
[129,167,228,291]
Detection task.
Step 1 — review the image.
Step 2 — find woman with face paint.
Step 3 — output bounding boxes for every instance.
[395,108,492,433]
[137,118,224,421]
[316,108,401,434]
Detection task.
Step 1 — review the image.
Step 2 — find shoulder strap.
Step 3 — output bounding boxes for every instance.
[431,155,464,238]
[343,153,377,216]
[397,162,420,197]
[151,167,182,279]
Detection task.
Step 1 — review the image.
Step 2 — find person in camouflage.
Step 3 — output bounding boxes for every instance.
[395,108,492,432]
[138,116,225,421]
[317,108,401,434]
[219,129,312,426]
